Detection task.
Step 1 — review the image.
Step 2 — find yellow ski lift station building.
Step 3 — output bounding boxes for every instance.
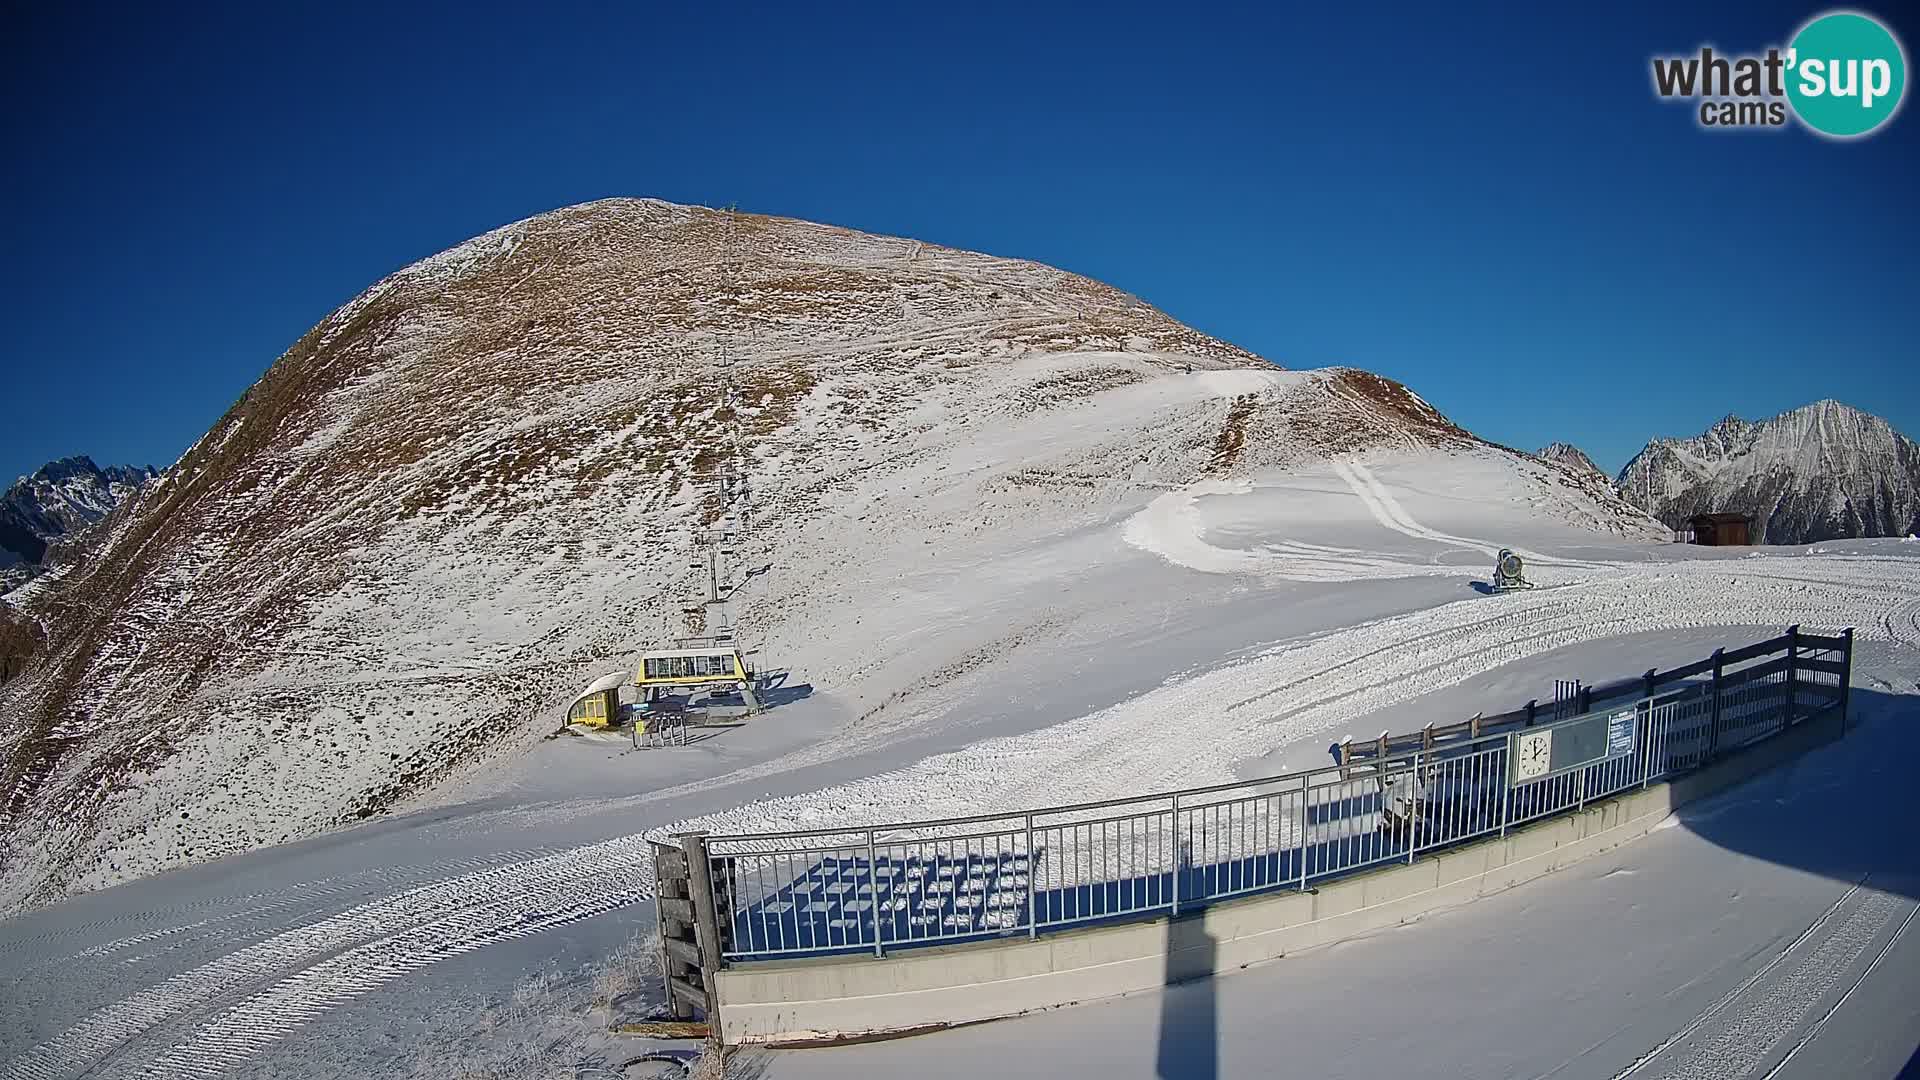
[564,644,762,731]
[637,644,761,713]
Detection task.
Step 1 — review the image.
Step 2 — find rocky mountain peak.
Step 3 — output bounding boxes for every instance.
[1617,400,1919,543]
[1,455,157,577]
[1536,442,1606,480]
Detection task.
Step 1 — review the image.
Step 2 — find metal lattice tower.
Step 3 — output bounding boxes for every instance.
[681,205,753,642]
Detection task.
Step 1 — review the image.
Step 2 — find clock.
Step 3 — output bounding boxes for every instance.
[1515,730,1552,781]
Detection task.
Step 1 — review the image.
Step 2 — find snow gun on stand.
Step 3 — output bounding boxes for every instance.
[1491,548,1533,592]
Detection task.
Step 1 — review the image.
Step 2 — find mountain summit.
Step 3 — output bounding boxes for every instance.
[1617,400,1920,543]
[0,198,1649,907]
[1536,443,1606,482]
[0,456,156,589]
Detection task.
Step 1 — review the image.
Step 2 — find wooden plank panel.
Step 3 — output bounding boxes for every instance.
[663,936,703,968]
[654,849,689,879]
[668,975,709,1009]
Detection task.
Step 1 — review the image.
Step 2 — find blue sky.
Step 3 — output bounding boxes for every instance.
[3,1,1914,484]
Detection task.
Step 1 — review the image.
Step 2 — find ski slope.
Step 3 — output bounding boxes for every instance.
[2,450,1917,1080]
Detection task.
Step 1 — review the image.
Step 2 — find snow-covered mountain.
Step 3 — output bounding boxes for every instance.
[1617,401,1920,544]
[0,457,157,590]
[1536,442,1605,481]
[0,198,1659,908]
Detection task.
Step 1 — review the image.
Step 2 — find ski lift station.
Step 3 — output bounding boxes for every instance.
[562,641,761,732]
[638,643,760,713]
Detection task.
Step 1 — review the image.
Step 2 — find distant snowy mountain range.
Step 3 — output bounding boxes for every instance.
[0,457,156,591]
[1615,401,1920,545]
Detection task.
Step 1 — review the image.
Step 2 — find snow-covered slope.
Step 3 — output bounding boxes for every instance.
[1536,441,1605,481]
[1618,401,1920,544]
[0,198,1659,909]
[0,458,156,591]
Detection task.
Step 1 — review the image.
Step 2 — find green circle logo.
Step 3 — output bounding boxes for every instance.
[1786,11,1907,137]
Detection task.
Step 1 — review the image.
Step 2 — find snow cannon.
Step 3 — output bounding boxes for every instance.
[1492,548,1533,592]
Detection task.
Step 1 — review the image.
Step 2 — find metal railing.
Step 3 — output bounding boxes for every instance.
[670,627,1853,965]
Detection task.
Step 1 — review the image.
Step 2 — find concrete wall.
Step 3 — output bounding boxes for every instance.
[714,706,1845,1046]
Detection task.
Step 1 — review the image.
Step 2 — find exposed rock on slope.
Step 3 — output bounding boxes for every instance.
[1618,401,1920,544]
[1536,443,1605,482]
[0,198,1651,909]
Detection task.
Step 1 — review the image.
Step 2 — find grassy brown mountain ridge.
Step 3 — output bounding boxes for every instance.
[0,198,1632,910]
[0,198,1279,905]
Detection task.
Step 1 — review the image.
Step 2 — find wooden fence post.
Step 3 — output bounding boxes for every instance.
[679,831,725,1022]
[1841,627,1855,734]
[1784,624,1799,727]
[1707,649,1725,761]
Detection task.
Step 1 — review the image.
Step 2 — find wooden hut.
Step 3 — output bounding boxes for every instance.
[1689,512,1753,546]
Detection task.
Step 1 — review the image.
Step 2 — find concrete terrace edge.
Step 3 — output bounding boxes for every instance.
[714,706,1845,1046]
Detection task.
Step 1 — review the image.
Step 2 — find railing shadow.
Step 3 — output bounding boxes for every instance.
[1156,842,1218,1080]
[1670,687,1920,902]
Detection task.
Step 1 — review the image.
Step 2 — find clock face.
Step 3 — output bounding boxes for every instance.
[1515,731,1552,781]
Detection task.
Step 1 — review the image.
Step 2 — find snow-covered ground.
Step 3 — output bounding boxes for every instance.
[2,448,1917,1080]
[760,677,1920,1080]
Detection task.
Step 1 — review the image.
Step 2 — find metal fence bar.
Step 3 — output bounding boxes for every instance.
[695,629,1850,962]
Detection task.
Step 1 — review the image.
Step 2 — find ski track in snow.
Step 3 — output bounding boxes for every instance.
[0,840,655,1080]
[1129,456,1611,581]
[1612,884,1915,1080]
[1880,595,1920,652]
[8,460,1920,1079]
[0,847,558,974]
[678,556,1918,845]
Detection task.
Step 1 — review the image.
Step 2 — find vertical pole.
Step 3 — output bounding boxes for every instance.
[1642,699,1654,790]
[1407,751,1419,864]
[1785,624,1799,728]
[1025,813,1037,939]
[1499,738,1512,839]
[1643,667,1658,703]
[1708,648,1725,764]
[865,829,883,957]
[1579,685,1592,715]
[1297,776,1311,891]
[1840,627,1855,735]
[1170,793,1183,915]
[679,831,725,1019]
